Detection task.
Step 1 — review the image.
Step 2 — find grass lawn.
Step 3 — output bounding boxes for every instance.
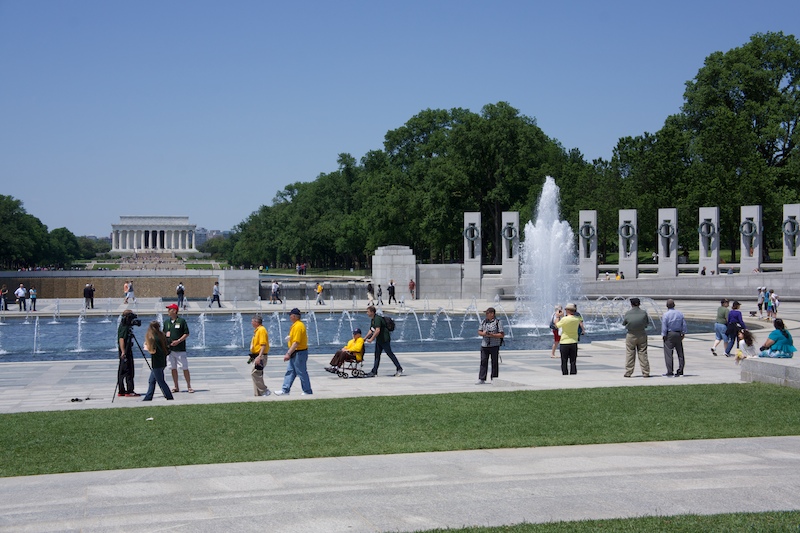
[2,383,799,478]
[419,511,800,532]
[91,263,120,270]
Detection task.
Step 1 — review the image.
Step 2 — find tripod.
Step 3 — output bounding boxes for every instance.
[112,329,163,403]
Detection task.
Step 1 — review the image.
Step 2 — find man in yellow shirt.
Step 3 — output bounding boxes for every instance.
[249,316,270,396]
[556,303,584,375]
[325,329,365,372]
[274,308,313,396]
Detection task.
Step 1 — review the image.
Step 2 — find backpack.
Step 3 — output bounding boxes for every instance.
[383,316,396,332]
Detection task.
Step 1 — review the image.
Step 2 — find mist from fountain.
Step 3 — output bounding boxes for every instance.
[517,176,580,326]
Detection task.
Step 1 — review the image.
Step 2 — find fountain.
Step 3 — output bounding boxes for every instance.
[517,176,580,326]
[72,311,88,353]
[49,299,61,324]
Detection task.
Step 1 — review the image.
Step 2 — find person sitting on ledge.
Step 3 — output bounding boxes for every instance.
[758,319,796,358]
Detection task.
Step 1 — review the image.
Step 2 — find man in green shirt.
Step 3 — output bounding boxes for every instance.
[163,304,193,393]
[622,298,651,378]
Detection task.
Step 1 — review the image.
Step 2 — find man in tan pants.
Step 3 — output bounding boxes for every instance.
[622,298,651,378]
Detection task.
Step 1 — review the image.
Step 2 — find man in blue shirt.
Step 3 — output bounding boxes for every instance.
[660,299,688,377]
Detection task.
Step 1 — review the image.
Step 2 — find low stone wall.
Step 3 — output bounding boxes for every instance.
[740,357,800,389]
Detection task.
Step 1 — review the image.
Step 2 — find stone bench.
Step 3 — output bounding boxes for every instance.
[740,356,800,389]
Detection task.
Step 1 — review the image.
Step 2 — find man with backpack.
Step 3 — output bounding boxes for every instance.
[364,306,403,377]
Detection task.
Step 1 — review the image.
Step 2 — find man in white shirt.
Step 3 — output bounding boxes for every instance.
[14,284,27,311]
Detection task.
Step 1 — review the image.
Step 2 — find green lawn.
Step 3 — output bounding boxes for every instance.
[418,511,800,532]
[2,383,799,478]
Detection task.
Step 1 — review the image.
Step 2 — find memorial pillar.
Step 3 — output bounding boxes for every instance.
[657,208,678,278]
[698,207,720,276]
[578,210,598,281]
[618,209,638,279]
[501,212,520,285]
[783,204,800,273]
[463,212,482,297]
[740,205,762,274]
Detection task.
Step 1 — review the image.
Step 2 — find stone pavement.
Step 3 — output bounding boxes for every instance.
[1,298,799,532]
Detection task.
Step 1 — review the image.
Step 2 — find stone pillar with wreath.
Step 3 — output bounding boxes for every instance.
[782,204,800,273]
[739,205,762,274]
[578,210,598,281]
[698,206,720,276]
[618,209,638,279]
[657,208,678,278]
[463,212,482,297]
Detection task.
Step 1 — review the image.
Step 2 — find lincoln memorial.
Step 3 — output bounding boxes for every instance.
[111,216,199,254]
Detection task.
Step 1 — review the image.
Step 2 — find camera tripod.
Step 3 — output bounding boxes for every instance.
[112,329,165,403]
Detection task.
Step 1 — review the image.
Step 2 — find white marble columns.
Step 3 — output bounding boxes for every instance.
[111,216,198,253]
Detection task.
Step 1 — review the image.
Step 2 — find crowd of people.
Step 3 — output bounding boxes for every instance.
[107,286,793,401]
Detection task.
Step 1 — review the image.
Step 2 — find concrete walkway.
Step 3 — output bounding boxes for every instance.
[1,298,799,532]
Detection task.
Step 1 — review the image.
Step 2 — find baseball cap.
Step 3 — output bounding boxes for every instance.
[353,328,362,334]
[166,304,179,310]
[289,308,301,316]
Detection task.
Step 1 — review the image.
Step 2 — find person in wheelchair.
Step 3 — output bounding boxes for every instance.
[325,329,365,373]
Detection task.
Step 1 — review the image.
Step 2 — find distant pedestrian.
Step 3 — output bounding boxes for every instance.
[622,298,650,378]
[376,285,384,305]
[274,308,312,396]
[476,307,504,384]
[14,284,27,311]
[123,281,129,303]
[388,280,397,304]
[271,281,282,304]
[29,286,37,311]
[176,282,186,309]
[0,284,8,310]
[366,283,375,306]
[408,279,416,299]
[757,287,766,319]
[209,281,221,308]
[315,282,325,305]
[661,299,687,377]
[126,281,135,304]
[83,283,93,309]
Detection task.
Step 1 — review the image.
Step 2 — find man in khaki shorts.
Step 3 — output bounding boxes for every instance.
[163,304,193,393]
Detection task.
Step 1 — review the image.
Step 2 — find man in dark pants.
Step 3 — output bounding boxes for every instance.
[476,307,504,384]
[117,310,139,396]
[660,299,687,377]
[364,306,403,377]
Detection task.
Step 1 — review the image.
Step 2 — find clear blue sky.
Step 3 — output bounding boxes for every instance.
[2,0,798,237]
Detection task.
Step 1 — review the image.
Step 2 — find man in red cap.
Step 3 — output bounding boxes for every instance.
[164,303,193,393]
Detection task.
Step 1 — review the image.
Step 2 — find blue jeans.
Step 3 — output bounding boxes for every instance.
[281,349,312,394]
[371,340,402,375]
[144,367,174,401]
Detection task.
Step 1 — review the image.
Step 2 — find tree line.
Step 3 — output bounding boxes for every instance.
[214,32,798,269]
[0,195,110,270]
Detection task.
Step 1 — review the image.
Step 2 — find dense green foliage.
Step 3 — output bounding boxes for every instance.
[0,195,108,269]
[2,383,799,477]
[227,31,799,268]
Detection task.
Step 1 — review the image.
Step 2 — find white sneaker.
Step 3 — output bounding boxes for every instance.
[475,379,486,385]
[273,390,288,396]
[262,389,271,396]
[394,369,404,377]
[301,391,312,396]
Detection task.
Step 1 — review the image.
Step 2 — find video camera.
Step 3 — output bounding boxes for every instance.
[123,312,142,327]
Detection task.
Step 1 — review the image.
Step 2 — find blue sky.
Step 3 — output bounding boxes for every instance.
[2,0,798,237]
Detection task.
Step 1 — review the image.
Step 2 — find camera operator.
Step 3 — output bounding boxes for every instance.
[117,309,140,397]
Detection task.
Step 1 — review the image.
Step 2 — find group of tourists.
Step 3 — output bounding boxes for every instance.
[0,283,36,311]
[711,295,795,363]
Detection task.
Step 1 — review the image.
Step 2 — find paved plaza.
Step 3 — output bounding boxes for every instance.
[1,297,799,531]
